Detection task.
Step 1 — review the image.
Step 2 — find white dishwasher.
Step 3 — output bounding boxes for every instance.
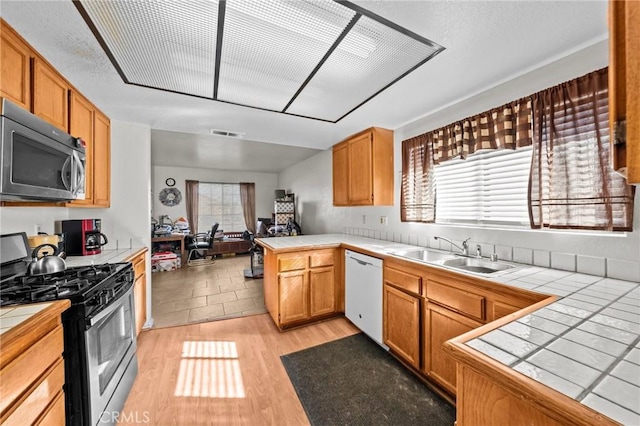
[345,250,387,349]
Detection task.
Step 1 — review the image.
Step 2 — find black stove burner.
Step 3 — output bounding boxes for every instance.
[0,263,129,307]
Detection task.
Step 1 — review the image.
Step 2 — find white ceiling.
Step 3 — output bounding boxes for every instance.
[1,0,608,171]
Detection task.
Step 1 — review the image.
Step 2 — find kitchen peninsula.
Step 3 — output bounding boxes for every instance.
[257,234,640,425]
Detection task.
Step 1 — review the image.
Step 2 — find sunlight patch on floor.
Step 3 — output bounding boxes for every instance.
[174,341,245,398]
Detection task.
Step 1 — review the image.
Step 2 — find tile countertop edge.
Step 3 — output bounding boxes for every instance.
[64,247,148,267]
[0,300,70,364]
[258,234,640,425]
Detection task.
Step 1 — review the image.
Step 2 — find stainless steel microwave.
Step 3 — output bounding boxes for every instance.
[0,97,86,202]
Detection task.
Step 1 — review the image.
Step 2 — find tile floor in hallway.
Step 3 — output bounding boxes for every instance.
[151,254,266,328]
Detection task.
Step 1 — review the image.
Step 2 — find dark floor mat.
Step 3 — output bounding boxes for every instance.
[281,333,456,426]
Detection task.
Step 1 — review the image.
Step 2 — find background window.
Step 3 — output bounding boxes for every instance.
[197,183,244,233]
[434,147,533,226]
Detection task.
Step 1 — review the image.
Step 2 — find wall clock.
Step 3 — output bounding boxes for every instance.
[159,187,182,206]
[165,178,176,187]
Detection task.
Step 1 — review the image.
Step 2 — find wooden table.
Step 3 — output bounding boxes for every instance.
[152,235,186,265]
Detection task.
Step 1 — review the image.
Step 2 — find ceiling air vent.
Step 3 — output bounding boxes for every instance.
[209,129,245,138]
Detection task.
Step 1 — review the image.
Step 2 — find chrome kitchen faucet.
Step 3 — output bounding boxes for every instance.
[433,236,470,256]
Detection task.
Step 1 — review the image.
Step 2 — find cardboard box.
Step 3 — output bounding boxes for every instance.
[151,251,179,272]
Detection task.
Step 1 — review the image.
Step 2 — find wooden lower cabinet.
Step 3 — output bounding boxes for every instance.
[382,257,548,398]
[0,301,69,425]
[279,270,309,325]
[423,302,482,395]
[309,266,336,317]
[457,365,563,426]
[264,247,340,329]
[125,248,148,336]
[383,283,421,369]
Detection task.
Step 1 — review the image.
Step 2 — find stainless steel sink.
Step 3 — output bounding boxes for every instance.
[389,249,457,263]
[441,257,515,274]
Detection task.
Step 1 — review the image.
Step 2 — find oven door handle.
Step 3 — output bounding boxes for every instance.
[87,285,133,328]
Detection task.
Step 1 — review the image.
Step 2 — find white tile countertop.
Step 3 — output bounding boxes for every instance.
[258,234,640,424]
[0,302,52,335]
[64,247,147,268]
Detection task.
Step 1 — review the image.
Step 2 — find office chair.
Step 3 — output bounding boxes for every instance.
[185,222,219,266]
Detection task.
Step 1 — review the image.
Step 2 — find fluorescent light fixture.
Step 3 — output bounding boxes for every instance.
[76,0,444,122]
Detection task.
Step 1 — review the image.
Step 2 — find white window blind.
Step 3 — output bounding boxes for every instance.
[197,183,244,233]
[434,147,532,226]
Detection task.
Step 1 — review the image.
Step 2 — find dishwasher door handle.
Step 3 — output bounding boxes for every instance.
[350,257,371,267]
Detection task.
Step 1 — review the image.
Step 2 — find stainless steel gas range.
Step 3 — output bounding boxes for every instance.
[0,232,138,426]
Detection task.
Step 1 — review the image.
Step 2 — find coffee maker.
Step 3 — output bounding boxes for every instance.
[60,219,108,256]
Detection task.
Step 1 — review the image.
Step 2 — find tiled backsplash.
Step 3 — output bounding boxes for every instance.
[343,227,640,282]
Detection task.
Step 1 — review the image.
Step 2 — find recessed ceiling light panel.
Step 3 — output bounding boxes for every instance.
[78,0,219,98]
[75,0,444,122]
[217,0,355,111]
[285,14,442,121]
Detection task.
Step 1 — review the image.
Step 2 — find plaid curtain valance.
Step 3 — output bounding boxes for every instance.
[430,99,533,163]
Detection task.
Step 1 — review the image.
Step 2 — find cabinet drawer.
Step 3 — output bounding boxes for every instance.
[278,255,307,272]
[35,390,65,426]
[3,358,64,425]
[309,250,334,268]
[0,325,63,416]
[426,280,484,321]
[133,256,145,278]
[384,267,421,296]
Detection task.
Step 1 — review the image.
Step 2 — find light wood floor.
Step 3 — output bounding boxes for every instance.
[152,255,266,328]
[120,314,359,425]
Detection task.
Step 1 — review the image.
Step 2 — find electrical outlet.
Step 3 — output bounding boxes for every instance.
[35,224,42,234]
[362,214,366,224]
[380,216,388,226]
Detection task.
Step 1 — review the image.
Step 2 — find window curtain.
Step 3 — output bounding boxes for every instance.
[431,98,532,164]
[401,134,435,222]
[529,68,634,231]
[401,98,532,223]
[239,182,256,234]
[185,180,199,234]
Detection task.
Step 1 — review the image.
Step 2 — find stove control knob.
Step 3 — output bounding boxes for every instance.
[99,291,109,305]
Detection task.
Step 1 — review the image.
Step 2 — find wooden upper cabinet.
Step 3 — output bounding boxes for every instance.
[0,20,32,110]
[332,141,349,206]
[348,132,374,204]
[67,92,111,208]
[93,110,111,207]
[332,127,394,206]
[32,57,69,131]
[69,91,95,205]
[609,0,639,184]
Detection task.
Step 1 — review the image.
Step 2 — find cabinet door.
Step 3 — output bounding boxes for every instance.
[333,141,349,206]
[279,270,309,325]
[32,57,69,131]
[424,302,482,395]
[0,23,31,110]
[609,0,640,183]
[348,132,373,205]
[134,273,146,335]
[383,283,420,369]
[69,91,95,205]
[309,266,335,317]
[93,110,111,207]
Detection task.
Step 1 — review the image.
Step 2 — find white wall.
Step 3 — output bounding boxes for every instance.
[278,149,345,235]
[152,165,278,231]
[278,40,640,282]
